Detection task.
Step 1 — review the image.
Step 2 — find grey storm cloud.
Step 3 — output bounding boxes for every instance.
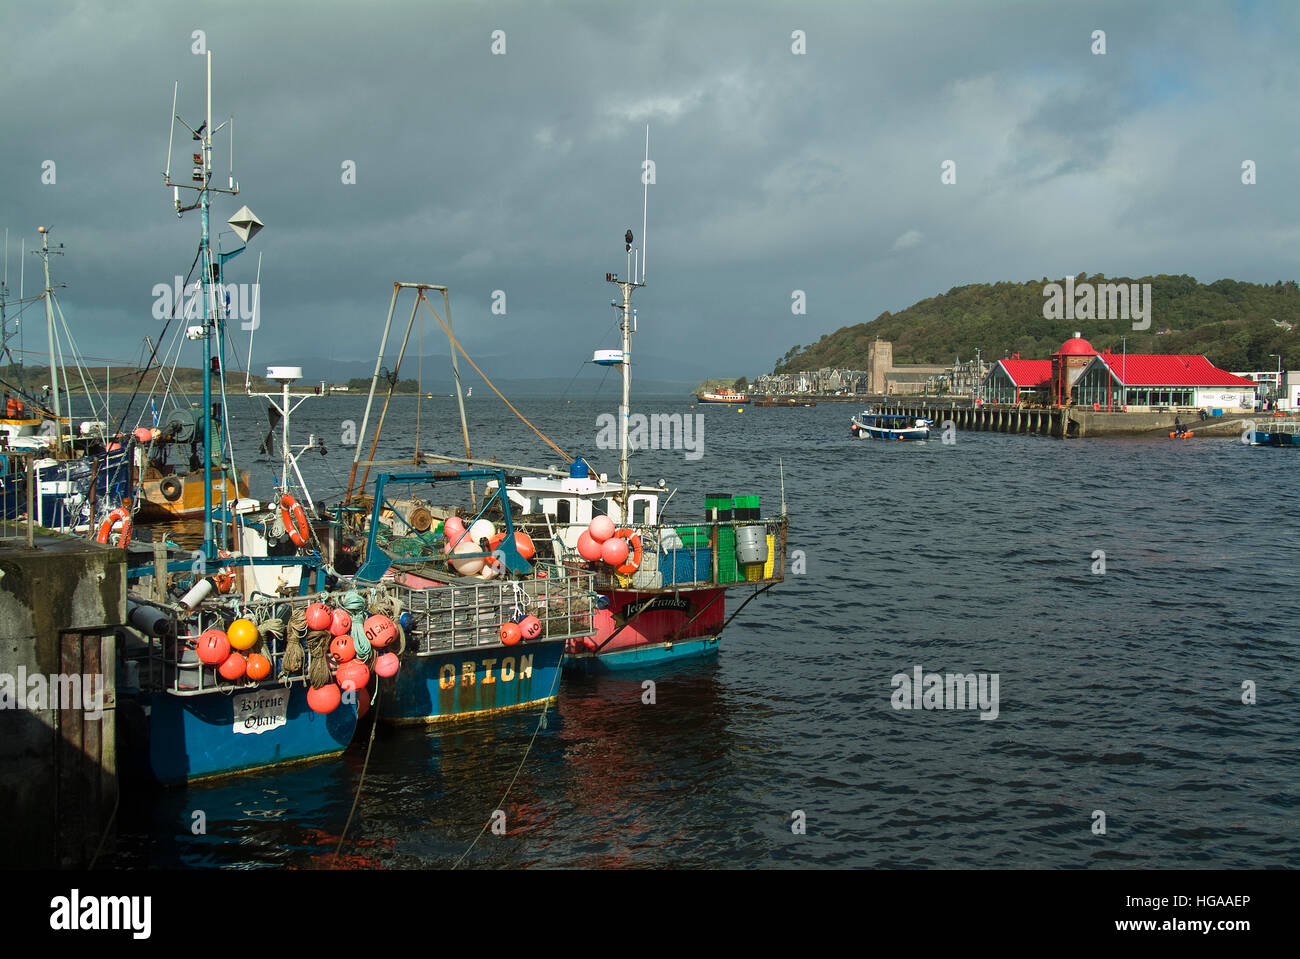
[1,0,1297,385]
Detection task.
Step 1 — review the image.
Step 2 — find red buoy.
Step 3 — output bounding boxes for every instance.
[363,614,398,648]
[305,602,332,632]
[374,652,400,678]
[196,629,230,665]
[245,653,272,681]
[336,658,370,691]
[329,608,352,636]
[519,615,542,640]
[218,651,247,680]
[329,634,356,663]
[307,682,341,714]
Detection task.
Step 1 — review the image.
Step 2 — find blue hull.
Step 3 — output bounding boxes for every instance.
[380,639,565,723]
[143,683,358,785]
[564,635,721,674]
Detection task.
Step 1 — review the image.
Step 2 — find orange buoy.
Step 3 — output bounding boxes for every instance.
[196,629,230,665]
[519,615,542,640]
[499,622,522,646]
[305,602,332,631]
[132,427,153,443]
[600,536,629,567]
[577,530,603,561]
[245,653,272,680]
[513,531,535,560]
[227,618,259,651]
[329,634,355,663]
[589,515,615,542]
[364,614,397,648]
[307,682,341,714]
[374,652,400,678]
[219,652,247,681]
[328,608,352,637]
[279,494,310,547]
[336,658,370,691]
[613,529,642,574]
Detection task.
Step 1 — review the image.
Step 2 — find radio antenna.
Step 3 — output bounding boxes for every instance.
[641,124,649,282]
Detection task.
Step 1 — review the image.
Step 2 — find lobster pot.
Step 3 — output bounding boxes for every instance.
[735,525,768,565]
[675,525,709,548]
[717,526,738,584]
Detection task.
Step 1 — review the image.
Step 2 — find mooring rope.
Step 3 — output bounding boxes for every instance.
[451,663,563,869]
[418,294,574,464]
[335,679,382,857]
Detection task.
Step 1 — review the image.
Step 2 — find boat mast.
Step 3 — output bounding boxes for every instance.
[164,51,248,563]
[38,226,63,455]
[608,238,642,511]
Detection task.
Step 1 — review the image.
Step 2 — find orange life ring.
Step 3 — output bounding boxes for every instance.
[613,528,642,575]
[280,494,310,547]
[95,507,133,548]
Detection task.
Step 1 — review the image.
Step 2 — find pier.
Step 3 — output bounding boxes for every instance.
[882,402,1272,439]
[0,528,126,867]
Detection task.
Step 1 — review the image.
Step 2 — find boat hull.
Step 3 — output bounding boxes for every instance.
[565,587,727,671]
[136,468,250,522]
[0,447,133,528]
[380,639,565,722]
[696,393,751,404]
[141,683,358,786]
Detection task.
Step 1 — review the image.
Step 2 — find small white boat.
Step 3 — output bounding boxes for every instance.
[850,409,933,441]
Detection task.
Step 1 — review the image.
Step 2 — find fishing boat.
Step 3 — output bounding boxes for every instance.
[0,229,134,531]
[850,408,933,440]
[115,53,382,785]
[327,282,597,721]
[499,209,787,671]
[1246,420,1300,447]
[696,387,750,404]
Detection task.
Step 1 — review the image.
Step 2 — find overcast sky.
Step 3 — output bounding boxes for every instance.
[2,0,1297,385]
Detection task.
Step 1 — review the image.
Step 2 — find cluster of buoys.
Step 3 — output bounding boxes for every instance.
[498,614,543,646]
[302,601,402,714]
[575,515,642,574]
[440,516,535,579]
[195,617,273,684]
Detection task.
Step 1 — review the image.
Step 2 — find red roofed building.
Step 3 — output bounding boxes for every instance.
[983,334,1258,410]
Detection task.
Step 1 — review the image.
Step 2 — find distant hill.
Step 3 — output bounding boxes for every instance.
[774,274,1300,373]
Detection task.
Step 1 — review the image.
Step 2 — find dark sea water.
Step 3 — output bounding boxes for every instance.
[103,392,1300,869]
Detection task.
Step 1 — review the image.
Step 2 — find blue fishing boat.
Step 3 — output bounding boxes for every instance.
[850,408,933,440]
[117,52,372,786]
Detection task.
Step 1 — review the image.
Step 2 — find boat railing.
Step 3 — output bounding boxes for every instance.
[390,564,596,655]
[128,594,331,697]
[544,515,789,592]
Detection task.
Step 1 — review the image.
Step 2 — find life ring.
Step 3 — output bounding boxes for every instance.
[159,475,183,502]
[95,507,133,548]
[280,494,310,547]
[613,528,642,575]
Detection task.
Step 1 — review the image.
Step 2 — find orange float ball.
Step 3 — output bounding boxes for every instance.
[374,652,400,678]
[196,629,230,665]
[227,618,259,651]
[304,603,332,631]
[600,536,629,567]
[329,634,355,663]
[364,614,397,648]
[218,651,247,680]
[514,531,536,560]
[329,608,352,636]
[499,622,522,646]
[519,615,542,640]
[577,530,603,561]
[245,653,271,681]
[589,515,615,542]
[307,682,341,714]
[336,658,370,691]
